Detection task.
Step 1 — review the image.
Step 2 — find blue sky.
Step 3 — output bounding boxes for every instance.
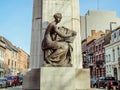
[0,0,120,54]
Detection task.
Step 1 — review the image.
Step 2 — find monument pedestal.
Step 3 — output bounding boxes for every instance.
[23,68,90,90]
[22,69,40,90]
[41,67,90,90]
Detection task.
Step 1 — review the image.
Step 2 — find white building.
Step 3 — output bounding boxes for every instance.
[104,27,120,80]
[0,38,6,77]
[81,10,120,40]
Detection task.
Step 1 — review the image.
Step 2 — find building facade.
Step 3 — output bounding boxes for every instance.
[18,48,29,74]
[87,39,95,78]
[0,36,30,77]
[105,27,120,80]
[81,10,120,40]
[82,30,106,78]
[0,37,6,77]
[82,39,87,68]
[82,29,113,78]
[94,35,105,78]
[3,37,19,76]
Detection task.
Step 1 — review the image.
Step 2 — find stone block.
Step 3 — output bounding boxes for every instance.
[22,69,40,90]
[40,67,90,90]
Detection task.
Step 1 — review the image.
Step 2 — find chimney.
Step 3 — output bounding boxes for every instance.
[91,30,96,36]
[105,29,110,34]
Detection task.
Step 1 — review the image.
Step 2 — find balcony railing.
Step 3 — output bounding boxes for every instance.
[96,60,104,67]
[88,63,94,67]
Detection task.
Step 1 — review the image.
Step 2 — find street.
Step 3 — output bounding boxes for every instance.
[91,88,105,90]
[0,86,22,90]
[0,86,106,90]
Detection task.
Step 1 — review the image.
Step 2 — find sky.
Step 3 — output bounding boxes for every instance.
[0,0,120,54]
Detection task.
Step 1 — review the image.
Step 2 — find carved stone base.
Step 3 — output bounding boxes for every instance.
[23,67,90,90]
[41,67,90,90]
[22,69,40,90]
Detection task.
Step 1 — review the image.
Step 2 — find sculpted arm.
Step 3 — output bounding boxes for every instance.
[54,26,72,38]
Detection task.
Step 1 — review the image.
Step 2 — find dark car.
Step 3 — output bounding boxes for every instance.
[106,80,118,90]
[96,76,115,88]
[118,80,120,90]
[6,76,14,87]
[18,75,23,85]
[6,76,19,87]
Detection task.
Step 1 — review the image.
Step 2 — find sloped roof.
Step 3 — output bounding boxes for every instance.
[87,31,104,43]
[0,36,18,52]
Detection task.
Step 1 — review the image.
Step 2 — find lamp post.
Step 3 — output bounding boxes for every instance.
[110,22,117,31]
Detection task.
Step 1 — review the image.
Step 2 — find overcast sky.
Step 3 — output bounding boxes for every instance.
[0,0,119,54]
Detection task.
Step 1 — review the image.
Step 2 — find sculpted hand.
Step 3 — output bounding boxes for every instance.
[72,31,77,36]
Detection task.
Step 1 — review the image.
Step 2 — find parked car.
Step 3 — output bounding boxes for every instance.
[6,76,19,87]
[18,75,23,85]
[96,76,115,88]
[106,80,118,90]
[118,80,120,90]
[14,76,19,86]
[0,77,7,88]
[90,78,97,88]
[6,76,14,87]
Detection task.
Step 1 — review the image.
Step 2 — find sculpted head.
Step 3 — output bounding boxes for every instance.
[53,13,62,23]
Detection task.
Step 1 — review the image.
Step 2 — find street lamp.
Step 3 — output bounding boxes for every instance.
[110,22,117,31]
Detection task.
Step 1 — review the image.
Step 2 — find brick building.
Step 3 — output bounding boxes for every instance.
[18,48,29,74]
[94,35,106,78]
[87,39,95,78]
[82,30,110,78]
[82,39,87,68]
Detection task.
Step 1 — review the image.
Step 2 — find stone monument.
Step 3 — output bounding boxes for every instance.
[23,0,90,90]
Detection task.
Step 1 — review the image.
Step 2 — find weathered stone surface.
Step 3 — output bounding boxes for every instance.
[41,67,90,90]
[22,69,40,90]
[42,0,82,68]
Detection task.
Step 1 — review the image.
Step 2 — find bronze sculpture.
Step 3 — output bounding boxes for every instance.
[42,13,77,66]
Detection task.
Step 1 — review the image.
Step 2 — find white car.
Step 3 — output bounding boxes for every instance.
[0,78,7,88]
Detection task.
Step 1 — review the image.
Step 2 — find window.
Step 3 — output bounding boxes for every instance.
[113,49,115,61]
[12,51,13,57]
[102,54,104,60]
[99,44,101,50]
[109,54,111,62]
[8,59,10,65]
[96,46,98,51]
[0,50,1,57]
[114,32,116,38]
[106,55,108,63]
[117,47,120,56]
[12,60,13,66]
[109,65,111,72]
[119,30,120,36]
[15,61,16,67]
[1,51,4,58]
[106,65,108,73]
[0,63,1,68]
